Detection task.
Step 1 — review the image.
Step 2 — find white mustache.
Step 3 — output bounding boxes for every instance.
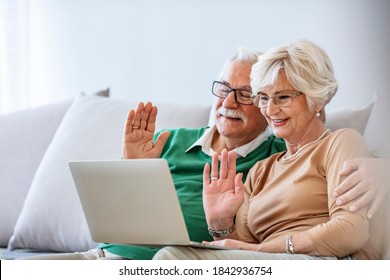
[215,107,248,122]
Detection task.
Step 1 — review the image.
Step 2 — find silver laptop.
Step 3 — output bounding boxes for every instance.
[69,159,227,249]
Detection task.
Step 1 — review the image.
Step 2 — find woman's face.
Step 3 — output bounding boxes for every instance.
[260,70,320,144]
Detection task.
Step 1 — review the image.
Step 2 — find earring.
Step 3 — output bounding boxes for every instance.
[316,112,320,117]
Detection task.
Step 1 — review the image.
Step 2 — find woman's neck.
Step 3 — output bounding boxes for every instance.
[283,124,329,161]
[285,122,326,155]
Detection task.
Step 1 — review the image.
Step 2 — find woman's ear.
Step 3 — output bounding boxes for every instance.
[315,105,326,123]
[314,104,324,113]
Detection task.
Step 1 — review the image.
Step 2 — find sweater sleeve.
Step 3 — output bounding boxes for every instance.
[308,129,371,257]
[236,163,262,244]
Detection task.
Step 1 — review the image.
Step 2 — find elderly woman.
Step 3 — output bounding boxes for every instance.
[153,39,383,260]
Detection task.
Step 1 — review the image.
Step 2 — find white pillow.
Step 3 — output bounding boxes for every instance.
[325,103,373,135]
[0,100,72,247]
[363,91,390,155]
[8,94,211,252]
[0,90,110,248]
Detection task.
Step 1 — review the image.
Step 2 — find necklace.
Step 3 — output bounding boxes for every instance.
[281,129,330,162]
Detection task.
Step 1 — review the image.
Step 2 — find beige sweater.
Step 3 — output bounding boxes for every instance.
[236,128,383,259]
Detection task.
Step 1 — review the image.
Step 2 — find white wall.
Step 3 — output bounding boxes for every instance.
[29,0,389,110]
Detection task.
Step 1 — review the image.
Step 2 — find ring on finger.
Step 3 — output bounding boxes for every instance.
[210,177,218,180]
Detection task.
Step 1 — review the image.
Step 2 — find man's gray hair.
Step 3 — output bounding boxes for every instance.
[218,47,263,80]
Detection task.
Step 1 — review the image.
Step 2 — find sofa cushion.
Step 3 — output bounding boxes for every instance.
[325,103,373,135]
[0,100,72,247]
[363,91,390,155]
[0,89,109,248]
[8,94,211,252]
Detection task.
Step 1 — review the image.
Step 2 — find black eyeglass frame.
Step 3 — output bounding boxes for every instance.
[211,81,254,105]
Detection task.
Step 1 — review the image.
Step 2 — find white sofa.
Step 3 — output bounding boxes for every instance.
[0,90,389,259]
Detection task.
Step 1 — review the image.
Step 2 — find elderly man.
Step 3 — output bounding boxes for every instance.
[21,47,387,260]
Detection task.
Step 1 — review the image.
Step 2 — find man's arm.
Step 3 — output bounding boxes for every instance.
[333,157,390,219]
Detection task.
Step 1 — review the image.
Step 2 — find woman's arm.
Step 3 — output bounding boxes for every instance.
[307,129,372,257]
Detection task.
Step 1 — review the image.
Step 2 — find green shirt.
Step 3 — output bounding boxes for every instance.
[98,127,286,259]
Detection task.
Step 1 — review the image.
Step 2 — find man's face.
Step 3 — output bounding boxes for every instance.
[214,61,268,145]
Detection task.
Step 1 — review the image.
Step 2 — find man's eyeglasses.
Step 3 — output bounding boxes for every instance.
[251,91,303,108]
[212,81,253,105]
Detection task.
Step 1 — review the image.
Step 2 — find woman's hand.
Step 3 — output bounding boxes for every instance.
[203,150,244,231]
[122,102,170,159]
[203,239,259,250]
[203,231,319,255]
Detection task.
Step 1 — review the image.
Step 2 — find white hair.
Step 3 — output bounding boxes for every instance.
[218,47,263,80]
[250,39,338,122]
